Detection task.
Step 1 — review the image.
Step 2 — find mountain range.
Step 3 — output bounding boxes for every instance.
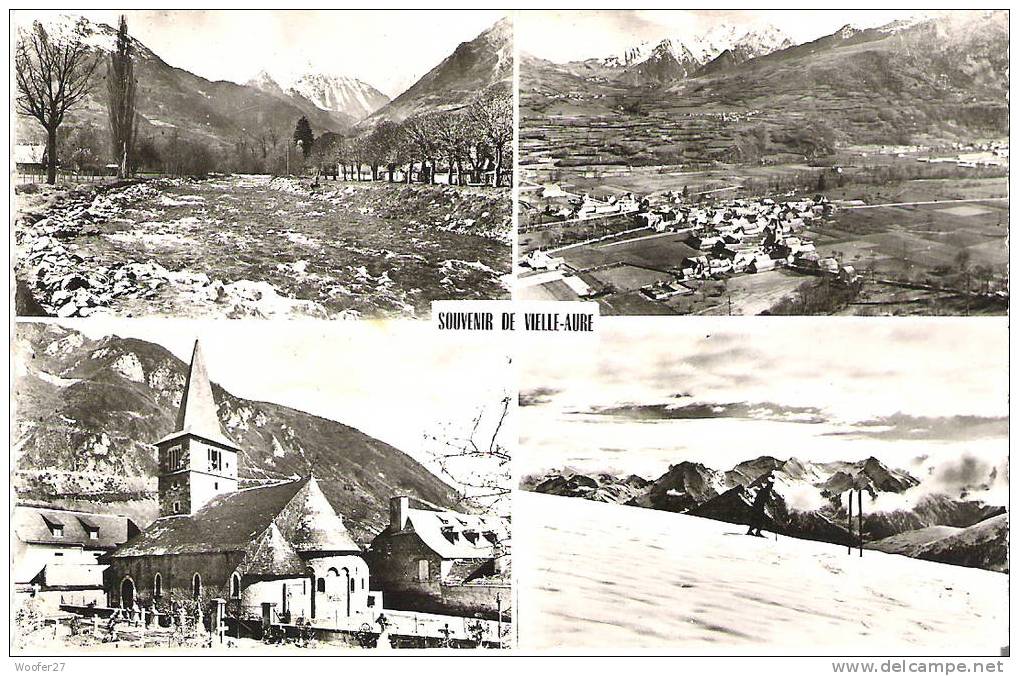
[13,323,460,545]
[589,23,795,85]
[524,455,1006,572]
[246,70,390,121]
[16,14,510,154]
[362,16,513,125]
[15,15,353,152]
[521,11,1008,163]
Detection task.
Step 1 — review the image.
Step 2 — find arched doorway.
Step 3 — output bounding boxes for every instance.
[120,577,135,608]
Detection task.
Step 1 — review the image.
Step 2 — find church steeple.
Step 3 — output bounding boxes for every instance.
[155,340,241,517]
[174,340,235,448]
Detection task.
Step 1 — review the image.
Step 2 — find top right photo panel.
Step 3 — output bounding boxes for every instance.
[516,10,1008,316]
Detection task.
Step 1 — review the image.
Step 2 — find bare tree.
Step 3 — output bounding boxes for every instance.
[425,387,511,515]
[403,115,439,185]
[431,113,467,186]
[467,89,512,187]
[16,19,101,184]
[106,14,137,178]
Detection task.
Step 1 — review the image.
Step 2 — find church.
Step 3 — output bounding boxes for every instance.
[106,341,378,628]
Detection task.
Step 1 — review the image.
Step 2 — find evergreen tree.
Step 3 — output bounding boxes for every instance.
[293,116,314,159]
[107,15,137,178]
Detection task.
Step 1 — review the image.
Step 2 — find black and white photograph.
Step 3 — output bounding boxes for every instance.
[14,10,512,320]
[516,320,1008,652]
[6,4,1013,667]
[517,10,1008,316]
[12,319,512,650]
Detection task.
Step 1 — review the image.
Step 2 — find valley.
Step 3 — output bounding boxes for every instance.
[518,11,1009,316]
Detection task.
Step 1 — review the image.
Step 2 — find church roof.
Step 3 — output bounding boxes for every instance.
[157,340,237,448]
[236,523,306,576]
[111,477,362,559]
[275,477,361,554]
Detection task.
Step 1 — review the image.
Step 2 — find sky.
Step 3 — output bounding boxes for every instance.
[517,9,924,63]
[55,317,512,488]
[16,10,506,98]
[519,318,1009,503]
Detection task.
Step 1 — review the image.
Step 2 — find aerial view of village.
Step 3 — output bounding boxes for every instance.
[516,10,1008,315]
[14,11,512,320]
[515,321,1008,652]
[12,320,512,650]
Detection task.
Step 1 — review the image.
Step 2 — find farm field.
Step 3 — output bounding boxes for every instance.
[517,170,1008,316]
[15,176,512,319]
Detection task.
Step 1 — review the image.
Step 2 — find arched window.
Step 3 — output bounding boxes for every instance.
[350,578,356,593]
[316,578,325,593]
[153,573,162,598]
[192,573,202,599]
[230,573,241,599]
[417,559,429,582]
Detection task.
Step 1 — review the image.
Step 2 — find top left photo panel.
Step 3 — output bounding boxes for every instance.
[13,10,513,320]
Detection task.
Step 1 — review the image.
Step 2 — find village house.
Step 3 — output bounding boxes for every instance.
[14,144,46,175]
[106,341,376,629]
[521,249,565,272]
[13,505,137,611]
[368,497,510,621]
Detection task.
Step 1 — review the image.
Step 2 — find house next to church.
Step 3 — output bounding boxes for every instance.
[13,505,137,611]
[368,496,510,621]
[106,340,378,628]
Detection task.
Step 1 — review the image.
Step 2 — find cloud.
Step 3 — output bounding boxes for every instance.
[823,413,1008,441]
[579,400,829,424]
[519,387,562,407]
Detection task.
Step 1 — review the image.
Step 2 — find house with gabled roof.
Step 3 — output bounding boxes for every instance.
[367,496,510,621]
[13,505,138,610]
[107,341,376,628]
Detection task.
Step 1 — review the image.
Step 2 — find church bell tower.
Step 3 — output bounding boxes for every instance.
[155,340,240,517]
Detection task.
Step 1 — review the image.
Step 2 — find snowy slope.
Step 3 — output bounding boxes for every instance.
[287,73,390,120]
[516,492,1007,653]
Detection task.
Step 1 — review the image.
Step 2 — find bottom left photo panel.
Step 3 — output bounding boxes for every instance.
[12,318,513,652]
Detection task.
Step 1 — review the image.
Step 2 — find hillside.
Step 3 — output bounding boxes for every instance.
[517,492,1008,652]
[15,15,352,155]
[521,11,1008,167]
[528,456,1005,570]
[13,323,459,544]
[363,17,512,125]
[869,514,1009,573]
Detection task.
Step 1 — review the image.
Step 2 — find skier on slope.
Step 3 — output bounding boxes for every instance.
[746,475,774,537]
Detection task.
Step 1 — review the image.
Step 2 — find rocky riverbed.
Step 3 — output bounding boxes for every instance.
[14,175,511,319]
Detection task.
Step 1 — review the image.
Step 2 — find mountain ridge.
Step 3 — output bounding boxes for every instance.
[526,455,1006,571]
[14,323,460,545]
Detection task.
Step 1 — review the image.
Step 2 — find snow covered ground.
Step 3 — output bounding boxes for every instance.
[516,492,1007,654]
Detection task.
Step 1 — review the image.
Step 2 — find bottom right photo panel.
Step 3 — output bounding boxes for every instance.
[515,319,1008,655]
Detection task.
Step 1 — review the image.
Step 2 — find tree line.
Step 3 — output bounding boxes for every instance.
[16,16,512,189]
[306,90,512,188]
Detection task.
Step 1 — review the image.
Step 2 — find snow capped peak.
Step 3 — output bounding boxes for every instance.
[834,23,860,40]
[876,14,930,34]
[246,69,285,95]
[244,69,389,120]
[603,22,794,74]
[694,22,794,62]
[286,72,390,120]
[17,13,148,56]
